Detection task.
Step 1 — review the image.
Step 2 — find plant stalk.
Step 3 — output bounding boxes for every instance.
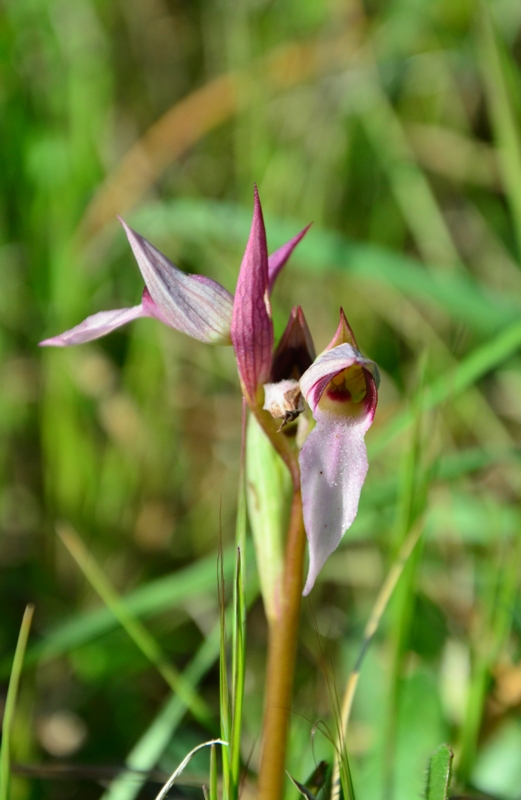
[257,488,306,800]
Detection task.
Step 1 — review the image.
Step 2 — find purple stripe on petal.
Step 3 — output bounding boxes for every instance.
[120,218,233,345]
[300,413,370,595]
[300,343,379,413]
[39,304,148,347]
[267,223,312,294]
[231,186,273,404]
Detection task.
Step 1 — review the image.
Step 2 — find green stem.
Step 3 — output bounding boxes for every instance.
[258,488,306,800]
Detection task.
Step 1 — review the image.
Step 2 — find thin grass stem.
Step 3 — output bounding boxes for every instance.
[57,523,214,730]
[0,605,34,800]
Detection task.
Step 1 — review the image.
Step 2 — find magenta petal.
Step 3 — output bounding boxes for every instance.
[120,218,233,345]
[231,186,273,404]
[267,223,312,293]
[300,414,370,595]
[39,304,148,347]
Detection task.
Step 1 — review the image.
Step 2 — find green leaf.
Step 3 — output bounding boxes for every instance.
[425,744,453,800]
[245,414,291,623]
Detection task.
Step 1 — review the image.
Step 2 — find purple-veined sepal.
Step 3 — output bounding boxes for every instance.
[299,341,379,595]
[39,300,152,347]
[120,219,233,345]
[231,187,273,406]
[268,224,312,293]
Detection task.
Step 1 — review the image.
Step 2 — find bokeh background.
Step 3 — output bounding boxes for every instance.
[3,0,521,798]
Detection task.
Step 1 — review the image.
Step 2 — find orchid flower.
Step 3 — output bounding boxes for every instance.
[40,188,379,594]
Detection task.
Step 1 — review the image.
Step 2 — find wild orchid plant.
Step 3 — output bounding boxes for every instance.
[41,188,379,800]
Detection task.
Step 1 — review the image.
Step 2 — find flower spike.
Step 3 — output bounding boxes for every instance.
[231,186,273,405]
[299,334,379,595]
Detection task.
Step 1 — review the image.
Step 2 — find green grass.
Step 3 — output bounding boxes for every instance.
[3,0,521,798]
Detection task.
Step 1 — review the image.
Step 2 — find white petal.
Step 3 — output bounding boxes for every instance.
[300,414,369,595]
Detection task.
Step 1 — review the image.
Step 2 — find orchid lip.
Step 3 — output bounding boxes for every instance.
[298,338,379,594]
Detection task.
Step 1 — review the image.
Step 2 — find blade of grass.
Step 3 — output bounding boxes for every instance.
[230,548,245,800]
[230,400,247,800]
[102,580,260,800]
[457,518,521,784]
[154,739,227,800]
[371,317,521,457]
[218,540,231,800]
[333,516,425,782]
[425,745,453,800]
[209,745,218,800]
[57,523,214,730]
[479,1,521,257]
[0,605,34,800]
[78,31,364,237]
[382,365,431,800]
[12,545,237,676]
[354,64,462,271]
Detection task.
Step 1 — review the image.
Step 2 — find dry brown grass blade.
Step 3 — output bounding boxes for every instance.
[78,30,365,240]
[79,74,237,240]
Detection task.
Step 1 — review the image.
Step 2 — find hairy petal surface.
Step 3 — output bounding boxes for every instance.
[120,218,233,345]
[300,343,380,414]
[300,414,369,595]
[267,224,312,293]
[231,187,273,404]
[299,343,379,595]
[39,304,149,347]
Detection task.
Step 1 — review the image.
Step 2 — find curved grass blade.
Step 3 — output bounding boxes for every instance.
[9,546,237,676]
[154,739,227,800]
[0,605,34,800]
[57,523,214,730]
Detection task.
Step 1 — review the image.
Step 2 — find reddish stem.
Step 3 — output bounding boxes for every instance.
[257,487,306,800]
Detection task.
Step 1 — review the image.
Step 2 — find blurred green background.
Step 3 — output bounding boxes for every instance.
[3,0,521,798]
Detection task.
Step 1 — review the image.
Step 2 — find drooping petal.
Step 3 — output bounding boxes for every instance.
[300,414,370,595]
[267,224,312,293]
[231,186,273,405]
[299,342,379,595]
[270,306,316,382]
[39,303,150,347]
[120,218,233,345]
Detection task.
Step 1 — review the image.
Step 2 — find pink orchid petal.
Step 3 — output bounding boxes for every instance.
[39,304,149,347]
[267,224,312,293]
[300,413,370,595]
[324,308,359,351]
[120,218,233,345]
[299,342,379,594]
[300,343,380,414]
[231,186,273,404]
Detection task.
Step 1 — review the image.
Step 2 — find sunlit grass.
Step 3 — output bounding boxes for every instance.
[2,0,521,798]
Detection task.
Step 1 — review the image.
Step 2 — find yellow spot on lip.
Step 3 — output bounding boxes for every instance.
[328,364,367,403]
